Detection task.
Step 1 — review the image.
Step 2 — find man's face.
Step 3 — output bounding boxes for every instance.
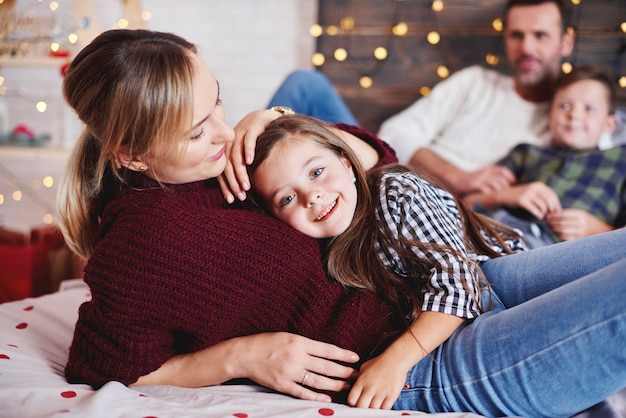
[504,2,574,88]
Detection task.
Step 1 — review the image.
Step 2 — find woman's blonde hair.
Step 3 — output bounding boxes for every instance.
[58,29,198,259]
[248,115,519,323]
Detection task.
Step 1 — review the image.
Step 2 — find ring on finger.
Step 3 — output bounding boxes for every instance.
[301,371,311,386]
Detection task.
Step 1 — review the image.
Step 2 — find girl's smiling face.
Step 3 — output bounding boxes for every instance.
[252,135,357,239]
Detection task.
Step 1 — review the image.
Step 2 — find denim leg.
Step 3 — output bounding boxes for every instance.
[394,258,626,417]
[481,228,626,308]
[266,69,359,125]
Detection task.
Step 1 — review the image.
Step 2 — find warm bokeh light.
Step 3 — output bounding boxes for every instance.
[432,0,444,12]
[117,18,129,28]
[36,101,47,112]
[392,22,408,36]
[334,48,348,61]
[561,62,573,74]
[437,65,450,78]
[359,76,373,88]
[50,42,60,52]
[68,33,78,44]
[43,176,54,188]
[310,24,323,37]
[492,18,503,32]
[141,11,152,21]
[341,16,354,30]
[374,47,388,60]
[427,31,440,45]
[618,76,626,89]
[43,213,54,224]
[486,53,499,66]
[49,2,59,11]
[312,52,326,66]
[12,191,22,201]
[326,25,339,36]
[419,86,432,96]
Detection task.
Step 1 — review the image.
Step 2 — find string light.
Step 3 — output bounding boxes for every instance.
[374,47,388,60]
[427,31,440,45]
[561,62,573,74]
[492,18,503,32]
[392,22,408,36]
[436,65,450,79]
[359,75,373,88]
[312,52,325,66]
[311,0,624,100]
[334,48,348,62]
[310,24,323,37]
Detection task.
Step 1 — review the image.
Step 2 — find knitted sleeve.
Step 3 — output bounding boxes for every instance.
[335,123,398,167]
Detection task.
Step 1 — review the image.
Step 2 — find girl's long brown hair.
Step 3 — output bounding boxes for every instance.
[249,115,519,323]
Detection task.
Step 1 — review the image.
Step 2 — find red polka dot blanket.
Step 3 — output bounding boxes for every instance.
[0,280,486,418]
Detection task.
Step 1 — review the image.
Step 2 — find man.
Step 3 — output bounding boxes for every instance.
[268,0,575,195]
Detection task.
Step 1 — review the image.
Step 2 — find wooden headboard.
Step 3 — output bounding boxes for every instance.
[316,0,626,133]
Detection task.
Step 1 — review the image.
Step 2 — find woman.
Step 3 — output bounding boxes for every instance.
[245,114,626,417]
[57,29,403,402]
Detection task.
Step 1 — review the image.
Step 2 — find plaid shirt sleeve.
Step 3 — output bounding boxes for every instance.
[375,172,482,319]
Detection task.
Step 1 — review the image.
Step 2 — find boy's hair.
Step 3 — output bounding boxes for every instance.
[551,64,616,114]
[504,0,569,32]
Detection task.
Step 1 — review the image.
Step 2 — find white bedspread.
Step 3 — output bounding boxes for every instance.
[0,280,485,418]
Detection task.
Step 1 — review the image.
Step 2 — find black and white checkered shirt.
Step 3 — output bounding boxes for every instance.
[374,172,525,319]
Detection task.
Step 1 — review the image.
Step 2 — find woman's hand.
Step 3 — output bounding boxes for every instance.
[235,333,360,402]
[219,109,281,203]
[134,332,359,403]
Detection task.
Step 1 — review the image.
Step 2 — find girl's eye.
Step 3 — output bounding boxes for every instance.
[279,194,294,207]
[559,103,571,111]
[190,128,205,141]
[311,168,323,179]
[585,105,596,113]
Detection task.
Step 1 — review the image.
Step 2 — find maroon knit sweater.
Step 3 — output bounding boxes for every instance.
[65,125,400,388]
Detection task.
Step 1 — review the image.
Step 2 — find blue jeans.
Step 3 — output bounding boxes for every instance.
[393,228,626,417]
[266,70,358,125]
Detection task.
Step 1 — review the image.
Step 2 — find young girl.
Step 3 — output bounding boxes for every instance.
[246,114,626,417]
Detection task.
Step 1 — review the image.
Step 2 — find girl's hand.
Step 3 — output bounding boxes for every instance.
[347,349,410,409]
[236,332,359,402]
[219,109,281,203]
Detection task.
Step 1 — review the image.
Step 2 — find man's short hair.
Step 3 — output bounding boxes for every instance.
[504,0,570,32]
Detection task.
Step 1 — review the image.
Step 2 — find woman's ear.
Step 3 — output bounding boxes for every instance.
[114,150,149,172]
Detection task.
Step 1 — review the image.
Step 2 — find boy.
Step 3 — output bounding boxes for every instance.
[465,64,626,248]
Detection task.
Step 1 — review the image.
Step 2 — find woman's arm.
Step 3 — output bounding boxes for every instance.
[134,332,360,402]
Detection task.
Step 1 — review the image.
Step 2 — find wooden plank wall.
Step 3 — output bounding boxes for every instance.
[316,0,626,133]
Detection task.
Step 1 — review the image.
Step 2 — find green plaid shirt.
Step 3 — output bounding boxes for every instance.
[499,143,626,227]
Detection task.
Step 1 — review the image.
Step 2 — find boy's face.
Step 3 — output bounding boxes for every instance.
[548,79,616,150]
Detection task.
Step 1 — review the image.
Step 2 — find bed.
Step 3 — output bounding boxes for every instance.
[0,279,624,417]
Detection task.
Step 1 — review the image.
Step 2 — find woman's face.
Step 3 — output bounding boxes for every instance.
[149,54,235,184]
[252,136,357,239]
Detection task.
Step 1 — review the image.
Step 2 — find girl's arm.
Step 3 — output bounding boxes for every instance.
[347,312,464,409]
[134,332,360,403]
